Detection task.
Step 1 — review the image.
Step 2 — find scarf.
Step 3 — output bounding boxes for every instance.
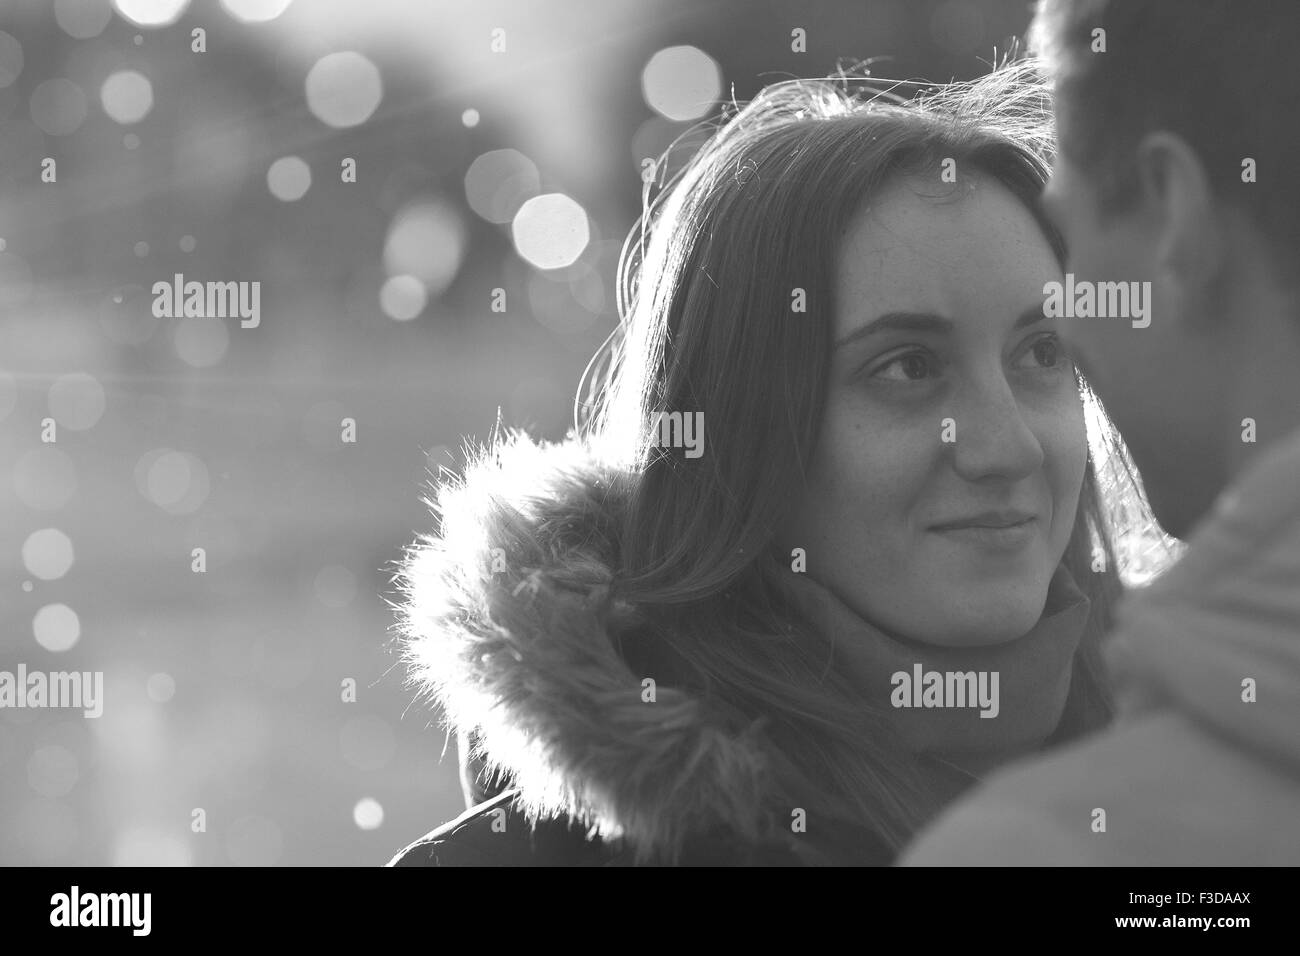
[775,562,1092,778]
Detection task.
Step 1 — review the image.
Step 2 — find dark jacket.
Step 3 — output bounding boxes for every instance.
[389,737,894,866]
[388,786,895,866]
[386,431,912,866]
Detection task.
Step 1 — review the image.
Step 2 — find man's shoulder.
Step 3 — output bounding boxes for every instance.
[902,708,1300,865]
[899,713,1194,866]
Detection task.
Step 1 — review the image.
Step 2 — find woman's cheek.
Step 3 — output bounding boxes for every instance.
[1039,400,1089,552]
[819,391,936,554]
[842,426,934,543]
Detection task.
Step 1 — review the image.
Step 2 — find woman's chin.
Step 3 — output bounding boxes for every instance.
[907,595,1047,648]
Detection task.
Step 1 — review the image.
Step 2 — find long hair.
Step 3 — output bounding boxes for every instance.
[573,59,1163,855]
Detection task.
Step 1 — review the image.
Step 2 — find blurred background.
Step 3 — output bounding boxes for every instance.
[0,0,1161,866]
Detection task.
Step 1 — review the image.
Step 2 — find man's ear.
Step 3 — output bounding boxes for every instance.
[1133,131,1227,290]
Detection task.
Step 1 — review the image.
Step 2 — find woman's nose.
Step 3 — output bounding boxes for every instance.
[945,377,1045,483]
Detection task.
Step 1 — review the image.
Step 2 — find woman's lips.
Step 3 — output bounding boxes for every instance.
[929,516,1038,551]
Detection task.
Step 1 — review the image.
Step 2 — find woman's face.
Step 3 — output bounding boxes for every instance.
[778,170,1087,647]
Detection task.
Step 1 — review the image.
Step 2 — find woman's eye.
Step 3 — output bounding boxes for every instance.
[1014,333,1069,371]
[871,351,936,382]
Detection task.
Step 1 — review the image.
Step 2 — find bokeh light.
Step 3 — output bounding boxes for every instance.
[55,0,114,39]
[464,148,540,225]
[641,45,721,121]
[220,0,295,23]
[48,372,106,430]
[382,198,465,296]
[0,32,23,89]
[33,603,81,653]
[630,115,707,181]
[135,448,211,515]
[146,672,176,703]
[267,155,312,201]
[28,746,80,798]
[100,70,154,125]
[569,259,607,315]
[353,797,384,831]
[30,79,88,136]
[379,274,426,321]
[146,450,192,508]
[174,316,231,367]
[511,193,590,270]
[172,98,253,203]
[111,0,191,28]
[461,108,479,128]
[112,827,192,866]
[22,528,76,581]
[305,51,382,129]
[144,447,188,509]
[528,269,596,336]
[89,678,167,767]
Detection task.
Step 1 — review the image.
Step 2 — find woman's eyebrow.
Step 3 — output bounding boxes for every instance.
[1014,305,1049,330]
[834,312,952,350]
[834,306,1047,350]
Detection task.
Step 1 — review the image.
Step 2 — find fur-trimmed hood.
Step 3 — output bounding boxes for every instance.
[393,429,790,863]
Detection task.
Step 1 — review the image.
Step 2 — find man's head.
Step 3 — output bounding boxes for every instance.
[1032,0,1300,538]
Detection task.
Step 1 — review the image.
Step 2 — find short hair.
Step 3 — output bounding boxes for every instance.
[1031,0,1300,255]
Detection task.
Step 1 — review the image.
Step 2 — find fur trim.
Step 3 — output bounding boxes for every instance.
[392,429,775,863]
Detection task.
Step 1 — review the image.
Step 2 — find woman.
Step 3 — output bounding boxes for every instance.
[388,60,1150,866]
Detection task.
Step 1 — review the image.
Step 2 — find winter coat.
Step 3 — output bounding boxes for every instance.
[385,431,1099,866]
[386,433,902,865]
